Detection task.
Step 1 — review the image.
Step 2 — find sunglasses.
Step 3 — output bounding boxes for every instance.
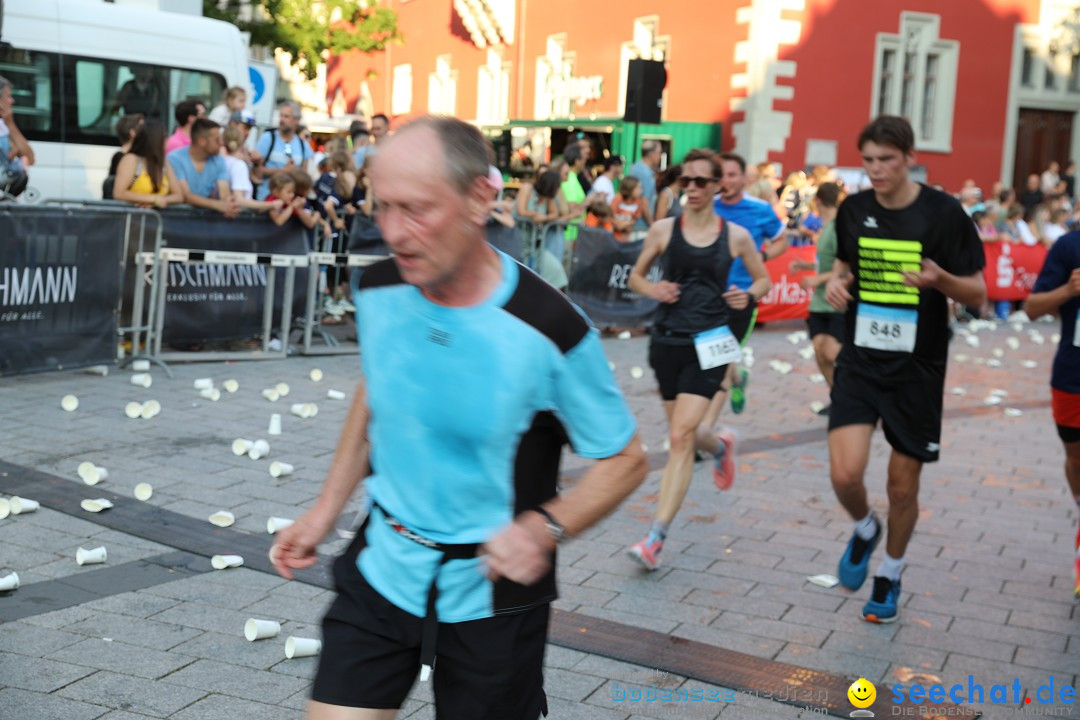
[678,176,717,189]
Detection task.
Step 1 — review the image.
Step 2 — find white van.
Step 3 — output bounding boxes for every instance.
[1,0,248,201]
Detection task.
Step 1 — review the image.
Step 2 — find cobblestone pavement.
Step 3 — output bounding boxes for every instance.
[0,317,1076,720]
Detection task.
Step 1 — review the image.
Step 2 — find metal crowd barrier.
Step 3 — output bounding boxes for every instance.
[300,251,386,356]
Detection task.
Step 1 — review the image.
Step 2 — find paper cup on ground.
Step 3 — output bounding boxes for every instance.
[0,498,9,519]
[245,618,281,641]
[0,572,18,591]
[327,389,346,400]
[78,464,108,486]
[232,438,254,456]
[125,401,144,419]
[269,462,294,478]
[223,379,239,394]
[199,387,221,402]
[304,403,318,418]
[275,383,290,397]
[84,365,110,376]
[248,440,270,460]
[134,483,153,501]
[140,400,161,419]
[211,554,244,570]
[309,369,323,382]
[267,516,294,534]
[10,497,38,514]
[76,546,107,566]
[285,636,321,659]
[262,388,280,402]
[61,395,79,412]
[629,366,644,379]
[131,359,151,372]
[268,414,282,436]
[290,403,308,418]
[80,498,114,513]
[208,511,235,528]
[193,378,214,390]
[130,373,152,389]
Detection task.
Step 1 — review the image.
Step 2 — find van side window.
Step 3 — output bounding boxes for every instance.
[0,45,61,142]
[66,56,225,145]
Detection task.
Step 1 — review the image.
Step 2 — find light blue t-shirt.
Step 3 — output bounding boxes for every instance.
[713,193,783,289]
[255,130,310,199]
[353,250,636,622]
[628,160,657,230]
[166,147,227,199]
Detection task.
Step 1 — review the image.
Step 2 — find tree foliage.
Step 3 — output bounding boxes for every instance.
[204,0,401,79]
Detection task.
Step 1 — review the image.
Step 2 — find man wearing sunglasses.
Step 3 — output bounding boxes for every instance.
[625,149,771,570]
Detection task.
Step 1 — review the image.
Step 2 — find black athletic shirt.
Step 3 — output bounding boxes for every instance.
[652,216,733,344]
[835,185,984,381]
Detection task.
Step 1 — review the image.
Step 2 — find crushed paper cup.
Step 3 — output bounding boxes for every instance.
[222,379,239,394]
[140,400,161,419]
[199,387,221,402]
[1052,333,1061,344]
[124,401,144,419]
[949,387,966,396]
[1011,322,1024,333]
[245,619,281,641]
[974,357,986,365]
[809,401,826,414]
[608,361,616,372]
[208,511,236,528]
[1021,360,1038,369]
[953,354,969,363]
[1006,337,1021,351]
[630,366,644,379]
[1004,407,1023,417]
[809,374,826,384]
[76,546,107,566]
[133,483,153,501]
[130,373,152,389]
[80,498,114,513]
[786,331,809,344]
[232,438,254,456]
[799,346,815,360]
[84,365,110,376]
[248,440,270,460]
[327,389,346,401]
[289,403,310,418]
[984,396,1003,406]
[10,497,39,514]
[992,348,1005,358]
[61,395,79,412]
[132,360,151,372]
[0,498,10,519]
[1030,332,1046,345]
[309,369,323,382]
[262,388,280,402]
[78,463,108,486]
[989,389,1009,397]
[193,378,214,390]
[275,383,291,397]
[743,355,755,368]
[211,554,244,570]
[0,572,19,591]
[987,359,1003,368]
[806,574,839,588]
[267,516,295,534]
[269,462,294,478]
[617,330,632,340]
[965,335,980,348]
[285,636,321,659]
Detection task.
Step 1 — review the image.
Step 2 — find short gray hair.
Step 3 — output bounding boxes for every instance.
[399,115,490,195]
[0,76,11,94]
[277,99,302,119]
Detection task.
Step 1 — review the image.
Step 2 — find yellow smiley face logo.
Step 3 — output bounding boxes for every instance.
[848,678,876,708]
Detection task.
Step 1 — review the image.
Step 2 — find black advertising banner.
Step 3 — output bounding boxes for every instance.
[567,227,661,328]
[157,210,309,344]
[0,207,124,375]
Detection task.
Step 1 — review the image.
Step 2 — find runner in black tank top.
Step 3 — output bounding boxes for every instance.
[624,148,772,571]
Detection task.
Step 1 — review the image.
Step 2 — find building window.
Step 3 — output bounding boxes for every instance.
[870,13,959,152]
[1044,54,1057,89]
[428,55,457,116]
[391,64,412,116]
[477,49,510,125]
[1021,48,1035,88]
[1069,54,1080,92]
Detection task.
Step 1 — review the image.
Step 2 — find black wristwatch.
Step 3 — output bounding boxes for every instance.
[532,506,566,544]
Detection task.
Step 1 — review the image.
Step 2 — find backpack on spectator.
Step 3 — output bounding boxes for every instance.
[264,129,311,164]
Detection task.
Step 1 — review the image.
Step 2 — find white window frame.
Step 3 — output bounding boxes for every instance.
[391,63,413,116]
[428,55,457,116]
[477,49,510,125]
[870,12,958,153]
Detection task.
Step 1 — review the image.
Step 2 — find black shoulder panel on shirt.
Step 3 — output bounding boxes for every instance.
[502,265,590,354]
[358,258,404,291]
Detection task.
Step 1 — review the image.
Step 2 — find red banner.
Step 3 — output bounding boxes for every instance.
[757,245,816,322]
[983,242,1048,301]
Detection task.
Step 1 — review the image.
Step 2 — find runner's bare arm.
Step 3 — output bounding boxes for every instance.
[825,259,854,310]
[628,218,679,303]
[271,382,371,580]
[902,260,986,307]
[1024,268,1080,317]
[733,225,771,303]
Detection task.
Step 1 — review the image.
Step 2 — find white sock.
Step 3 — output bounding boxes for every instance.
[854,513,878,541]
[876,554,904,581]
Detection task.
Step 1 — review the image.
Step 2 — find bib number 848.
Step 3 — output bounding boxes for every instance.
[869,321,903,339]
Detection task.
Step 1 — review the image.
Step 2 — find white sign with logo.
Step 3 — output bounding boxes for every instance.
[545,72,603,107]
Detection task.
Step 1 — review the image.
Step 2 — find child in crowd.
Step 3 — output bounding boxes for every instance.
[611,175,644,242]
[585,198,615,233]
[266,173,304,226]
[208,86,246,126]
[972,210,998,242]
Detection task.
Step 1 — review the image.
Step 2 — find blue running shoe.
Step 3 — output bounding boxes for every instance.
[838,515,881,591]
[862,575,901,623]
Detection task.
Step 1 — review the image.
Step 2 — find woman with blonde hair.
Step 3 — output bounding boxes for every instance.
[223,126,279,211]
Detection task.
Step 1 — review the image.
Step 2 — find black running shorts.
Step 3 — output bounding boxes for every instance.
[807,312,845,343]
[312,530,550,718]
[828,364,944,463]
[728,303,757,346]
[648,340,729,401]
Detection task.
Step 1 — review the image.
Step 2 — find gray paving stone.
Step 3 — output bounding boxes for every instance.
[149,602,259,636]
[894,626,1018,663]
[56,670,207,717]
[45,637,197,680]
[96,712,160,720]
[708,612,831,647]
[169,630,288,671]
[668,623,786,661]
[545,666,608,702]
[241,593,333,625]
[142,574,269,610]
[63,611,204,651]
[547,695,630,720]
[587,679,723,719]
[0,687,109,720]
[575,605,680,634]
[950,616,1068,652]
[774,644,892,684]
[0,650,98,692]
[162,658,310,704]
[20,603,98,629]
[544,645,590,670]
[78,591,182,619]
[169,693,301,720]
[0,620,85,657]
[821,630,948,670]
